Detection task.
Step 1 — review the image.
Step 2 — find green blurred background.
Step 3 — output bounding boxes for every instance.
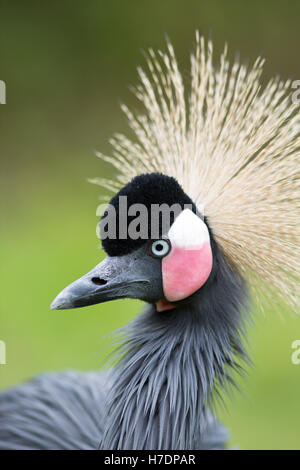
[0,0,299,449]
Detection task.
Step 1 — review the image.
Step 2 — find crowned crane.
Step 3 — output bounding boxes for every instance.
[0,33,299,450]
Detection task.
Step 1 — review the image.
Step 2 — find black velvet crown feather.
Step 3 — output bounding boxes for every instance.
[100,173,198,256]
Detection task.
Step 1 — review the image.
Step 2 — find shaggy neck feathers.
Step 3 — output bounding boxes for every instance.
[101,249,249,450]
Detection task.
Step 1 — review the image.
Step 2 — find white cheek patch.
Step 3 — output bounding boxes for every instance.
[162,209,213,302]
[167,209,210,250]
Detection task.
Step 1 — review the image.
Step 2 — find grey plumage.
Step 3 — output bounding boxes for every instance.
[101,245,248,450]
[0,241,246,449]
[0,371,108,449]
[0,369,228,450]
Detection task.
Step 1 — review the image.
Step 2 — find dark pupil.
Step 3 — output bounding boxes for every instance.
[155,243,164,252]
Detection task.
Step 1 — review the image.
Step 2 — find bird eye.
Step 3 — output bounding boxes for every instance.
[150,239,171,258]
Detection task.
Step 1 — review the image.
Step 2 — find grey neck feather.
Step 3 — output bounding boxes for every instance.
[101,252,249,450]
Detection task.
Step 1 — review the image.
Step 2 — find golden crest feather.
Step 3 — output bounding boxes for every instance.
[92,32,300,312]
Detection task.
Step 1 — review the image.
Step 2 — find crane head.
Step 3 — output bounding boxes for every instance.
[51,173,214,312]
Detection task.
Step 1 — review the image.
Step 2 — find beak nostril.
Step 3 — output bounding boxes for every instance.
[91,277,108,286]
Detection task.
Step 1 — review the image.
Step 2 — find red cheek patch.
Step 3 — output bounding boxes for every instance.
[162,243,213,302]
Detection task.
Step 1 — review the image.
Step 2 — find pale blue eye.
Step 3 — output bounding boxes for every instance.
[151,239,171,258]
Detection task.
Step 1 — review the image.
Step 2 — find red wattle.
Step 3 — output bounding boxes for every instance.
[156,299,176,312]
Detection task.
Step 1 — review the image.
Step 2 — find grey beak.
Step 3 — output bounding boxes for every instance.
[50,246,163,310]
